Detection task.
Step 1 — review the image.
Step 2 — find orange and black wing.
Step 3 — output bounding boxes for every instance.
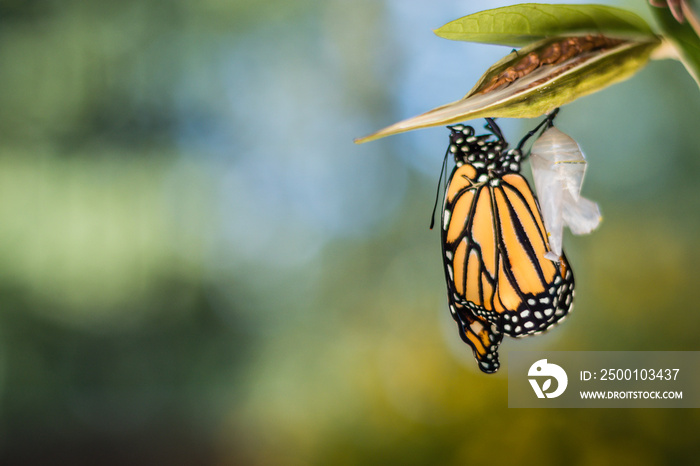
[442,165,575,371]
[441,163,504,372]
[450,302,503,373]
[492,173,575,336]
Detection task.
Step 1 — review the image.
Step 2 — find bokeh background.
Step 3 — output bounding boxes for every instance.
[1,0,699,464]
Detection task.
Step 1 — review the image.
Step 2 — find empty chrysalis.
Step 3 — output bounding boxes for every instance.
[530,126,602,261]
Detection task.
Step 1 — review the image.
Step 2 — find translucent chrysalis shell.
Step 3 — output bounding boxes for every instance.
[530,127,602,261]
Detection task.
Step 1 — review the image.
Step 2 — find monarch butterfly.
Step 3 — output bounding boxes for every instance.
[439,113,574,373]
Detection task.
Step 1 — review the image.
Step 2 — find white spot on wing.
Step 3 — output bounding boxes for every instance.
[443,210,451,230]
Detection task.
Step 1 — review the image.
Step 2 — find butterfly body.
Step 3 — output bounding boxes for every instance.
[441,121,575,373]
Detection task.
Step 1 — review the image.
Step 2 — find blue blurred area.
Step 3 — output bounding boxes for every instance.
[1,0,700,464]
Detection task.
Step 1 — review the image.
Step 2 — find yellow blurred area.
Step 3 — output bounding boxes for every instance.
[1,0,700,465]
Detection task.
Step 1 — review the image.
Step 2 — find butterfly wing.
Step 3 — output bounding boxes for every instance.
[450,302,503,373]
[442,165,575,372]
[442,164,505,372]
[493,173,575,336]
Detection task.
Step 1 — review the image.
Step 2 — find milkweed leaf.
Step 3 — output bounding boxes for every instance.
[355,37,659,144]
[435,4,657,46]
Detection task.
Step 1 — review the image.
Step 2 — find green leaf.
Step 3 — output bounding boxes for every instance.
[435,3,656,46]
[651,4,700,89]
[355,37,659,144]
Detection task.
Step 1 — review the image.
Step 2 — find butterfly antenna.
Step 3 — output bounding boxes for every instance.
[429,146,450,230]
[516,108,560,152]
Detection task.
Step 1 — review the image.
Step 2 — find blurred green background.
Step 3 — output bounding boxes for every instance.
[1,0,699,464]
